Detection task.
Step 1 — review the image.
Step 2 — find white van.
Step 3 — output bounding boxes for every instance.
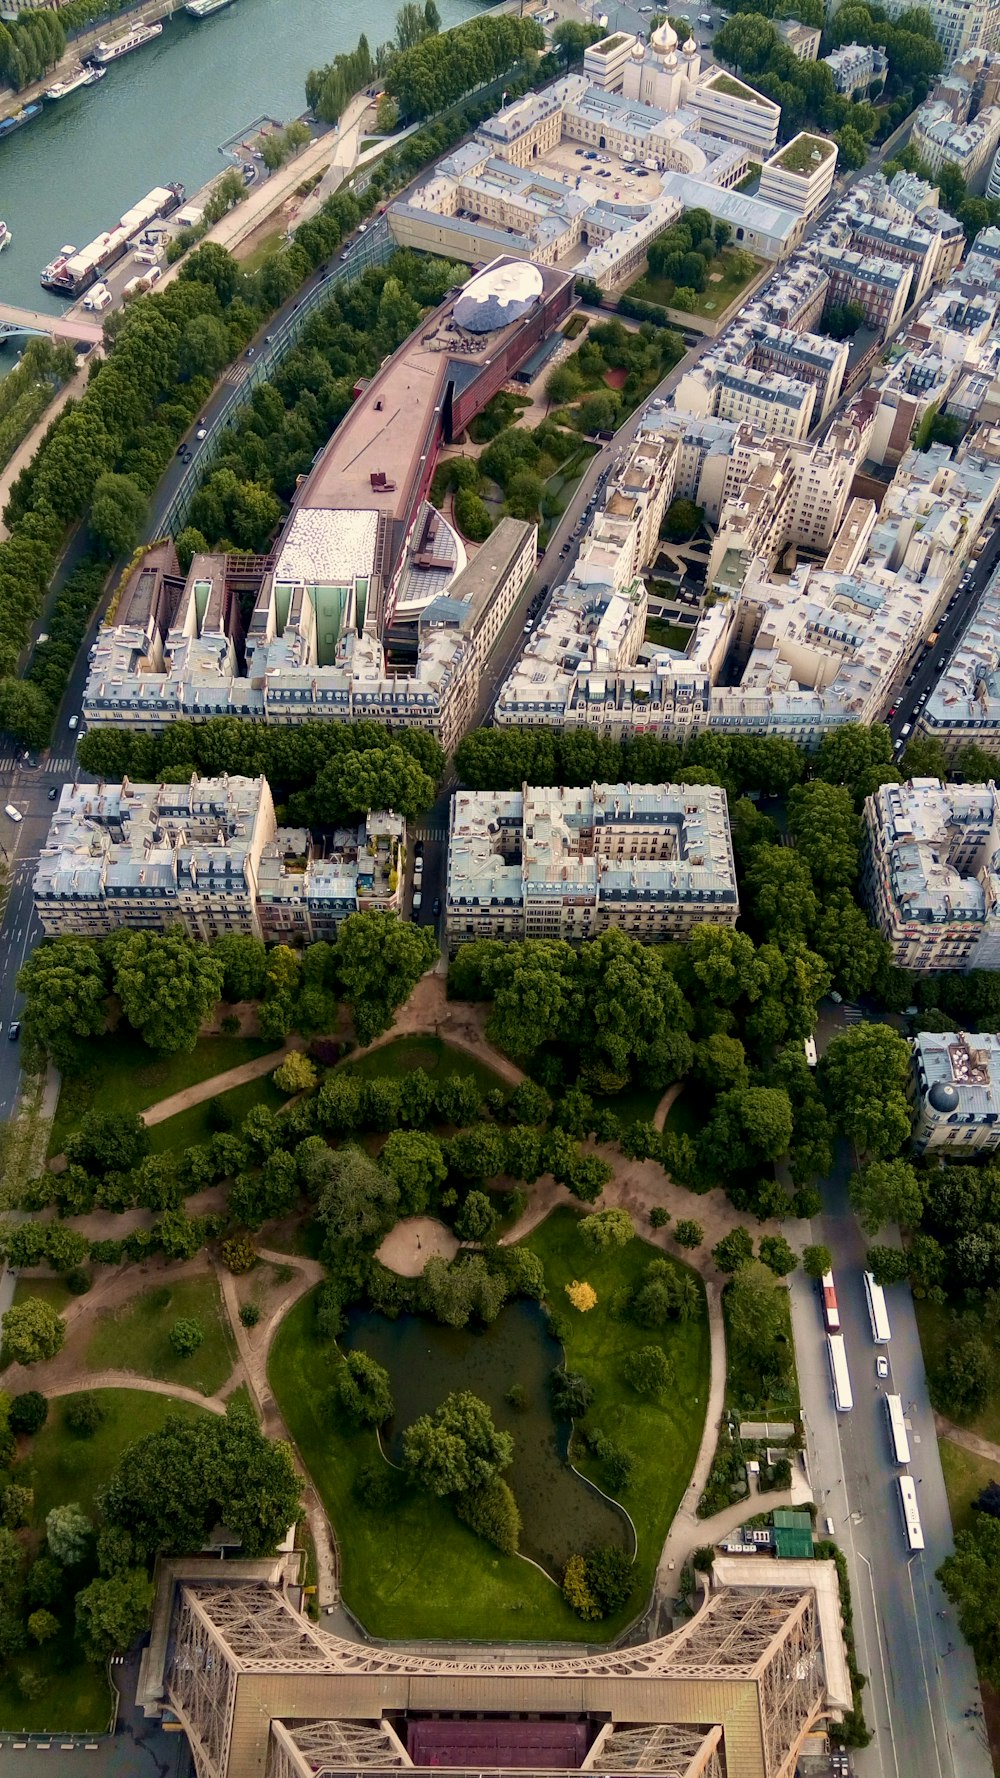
[804,1035,818,1068]
[412,890,422,913]
[4,804,22,823]
[82,282,112,312]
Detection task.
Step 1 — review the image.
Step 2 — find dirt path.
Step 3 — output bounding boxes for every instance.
[349,973,525,1087]
[214,1245,340,1607]
[936,1414,1000,1468]
[27,1370,227,1415]
[142,1039,304,1126]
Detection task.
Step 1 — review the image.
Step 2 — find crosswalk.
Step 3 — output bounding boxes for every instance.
[413,825,448,843]
[843,1004,866,1025]
[0,752,78,776]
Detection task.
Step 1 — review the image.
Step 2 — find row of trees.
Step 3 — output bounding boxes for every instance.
[454,720,899,804]
[0,341,77,482]
[0,232,308,746]
[0,1393,299,1699]
[384,13,544,121]
[306,3,439,125]
[17,911,437,1070]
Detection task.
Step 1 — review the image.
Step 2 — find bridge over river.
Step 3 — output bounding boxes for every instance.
[0,302,104,347]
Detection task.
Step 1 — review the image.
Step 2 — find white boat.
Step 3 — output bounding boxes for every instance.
[185,0,237,18]
[89,20,163,64]
[45,65,106,100]
[0,221,10,253]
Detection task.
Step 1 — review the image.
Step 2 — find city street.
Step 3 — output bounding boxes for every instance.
[790,1007,993,1778]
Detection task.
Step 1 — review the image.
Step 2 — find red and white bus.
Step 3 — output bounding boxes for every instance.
[821,1270,841,1333]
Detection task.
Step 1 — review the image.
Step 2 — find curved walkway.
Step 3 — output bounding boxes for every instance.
[30,1370,227,1415]
[654,1280,726,1599]
[142,1038,303,1127]
[214,1245,340,1609]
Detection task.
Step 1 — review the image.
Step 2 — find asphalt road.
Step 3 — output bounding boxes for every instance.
[885,527,1000,747]
[791,1004,992,1778]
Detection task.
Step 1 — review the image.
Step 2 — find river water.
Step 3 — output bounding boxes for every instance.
[0,0,483,315]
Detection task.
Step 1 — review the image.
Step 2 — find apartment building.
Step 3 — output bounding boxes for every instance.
[814,245,912,334]
[921,561,1000,750]
[823,42,888,95]
[910,1029,1000,1152]
[863,778,1000,971]
[869,0,1000,62]
[707,422,861,585]
[911,99,1000,191]
[33,776,277,941]
[445,781,738,950]
[758,134,838,219]
[775,19,822,59]
[673,319,848,432]
[583,31,637,90]
[256,812,405,942]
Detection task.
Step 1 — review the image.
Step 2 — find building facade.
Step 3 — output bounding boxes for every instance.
[910,1028,1000,1151]
[758,134,838,218]
[863,778,1000,971]
[33,776,277,941]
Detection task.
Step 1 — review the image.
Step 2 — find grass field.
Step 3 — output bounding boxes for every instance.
[12,1276,75,1316]
[270,1209,710,1640]
[85,1277,236,1396]
[0,1387,210,1733]
[628,247,761,320]
[527,1209,710,1600]
[939,1437,996,1538]
[146,1071,289,1156]
[342,1034,509,1097]
[645,618,691,651]
[915,1298,1000,1445]
[49,1031,276,1155]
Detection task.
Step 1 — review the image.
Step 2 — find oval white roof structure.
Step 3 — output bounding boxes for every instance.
[455,260,544,334]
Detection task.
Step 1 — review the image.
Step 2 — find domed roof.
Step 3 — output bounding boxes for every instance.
[928,1079,960,1113]
[651,18,678,56]
[454,261,544,334]
[682,34,697,53]
[631,38,645,58]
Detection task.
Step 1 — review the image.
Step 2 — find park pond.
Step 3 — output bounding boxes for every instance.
[345,1298,631,1575]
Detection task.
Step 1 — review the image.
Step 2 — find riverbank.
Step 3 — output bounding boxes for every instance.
[0,0,186,125]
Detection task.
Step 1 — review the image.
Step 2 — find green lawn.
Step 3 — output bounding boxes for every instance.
[12,1276,75,1316]
[595,1081,665,1129]
[49,1031,276,1155]
[85,1277,237,1396]
[527,1209,710,1604]
[915,1298,1000,1446]
[19,1386,211,1523]
[628,247,761,320]
[939,1437,996,1539]
[342,1034,509,1098]
[146,1071,289,1156]
[0,1387,211,1733]
[645,617,690,651]
[269,1209,710,1640]
[664,1084,711,1139]
[723,1278,800,1418]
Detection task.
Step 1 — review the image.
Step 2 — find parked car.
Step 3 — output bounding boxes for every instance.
[7,1021,20,1042]
[412,890,422,912]
[68,714,79,731]
[3,804,22,822]
[432,897,441,917]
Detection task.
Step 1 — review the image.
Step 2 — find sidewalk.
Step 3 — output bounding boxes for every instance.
[0,359,91,545]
